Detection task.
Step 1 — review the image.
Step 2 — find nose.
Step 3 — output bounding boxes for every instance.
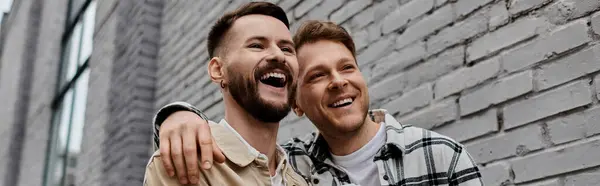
[266,45,286,64]
[327,72,348,90]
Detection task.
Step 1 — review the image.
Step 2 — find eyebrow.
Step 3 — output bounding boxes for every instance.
[246,36,294,46]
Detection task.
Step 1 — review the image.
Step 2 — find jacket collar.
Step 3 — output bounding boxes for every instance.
[306,109,407,163]
[210,119,258,167]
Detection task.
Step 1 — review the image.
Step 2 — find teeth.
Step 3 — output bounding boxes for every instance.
[332,98,353,107]
[261,72,286,81]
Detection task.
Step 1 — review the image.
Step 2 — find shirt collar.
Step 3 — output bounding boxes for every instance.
[306,109,407,162]
[212,119,289,173]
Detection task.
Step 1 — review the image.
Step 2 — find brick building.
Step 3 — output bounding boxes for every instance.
[0,0,599,185]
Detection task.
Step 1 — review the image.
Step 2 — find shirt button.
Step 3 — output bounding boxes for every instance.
[313,178,319,184]
[383,175,389,180]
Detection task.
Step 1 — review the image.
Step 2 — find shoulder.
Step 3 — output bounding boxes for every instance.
[144,151,180,185]
[396,125,465,156]
[280,132,316,154]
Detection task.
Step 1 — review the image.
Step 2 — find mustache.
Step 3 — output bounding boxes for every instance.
[254,61,294,83]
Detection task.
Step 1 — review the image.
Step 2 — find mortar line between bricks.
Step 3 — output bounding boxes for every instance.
[592,73,600,105]
[498,129,600,164]
[514,165,600,185]
[502,104,591,133]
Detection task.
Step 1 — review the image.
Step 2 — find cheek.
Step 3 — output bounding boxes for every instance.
[298,87,321,109]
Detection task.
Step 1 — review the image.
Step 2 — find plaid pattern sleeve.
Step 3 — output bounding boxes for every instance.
[448,145,483,185]
[152,101,208,150]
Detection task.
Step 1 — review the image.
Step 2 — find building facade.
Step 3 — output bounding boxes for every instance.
[0,0,599,185]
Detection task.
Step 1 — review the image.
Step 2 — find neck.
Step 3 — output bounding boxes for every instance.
[323,116,381,156]
[222,92,280,175]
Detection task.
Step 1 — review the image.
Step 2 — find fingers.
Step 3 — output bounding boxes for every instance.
[212,137,226,163]
[159,136,175,177]
[197,120,214,170]
[170,135,188,184]
[182,127,199,184]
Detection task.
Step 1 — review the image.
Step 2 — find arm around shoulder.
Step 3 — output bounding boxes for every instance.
[144,151,210,186]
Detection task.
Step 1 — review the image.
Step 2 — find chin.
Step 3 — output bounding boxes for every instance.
[331,117,364,133]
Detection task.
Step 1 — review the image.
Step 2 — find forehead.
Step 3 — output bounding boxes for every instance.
[297,40,354,72]
[228,14,292,41]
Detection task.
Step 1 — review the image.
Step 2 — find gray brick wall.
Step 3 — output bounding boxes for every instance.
[0,0,45,185]
[1,0,600,185]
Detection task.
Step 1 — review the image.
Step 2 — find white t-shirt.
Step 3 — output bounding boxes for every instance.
[331,123,386,186]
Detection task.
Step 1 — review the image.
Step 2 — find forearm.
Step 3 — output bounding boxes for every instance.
[153,101,208,149]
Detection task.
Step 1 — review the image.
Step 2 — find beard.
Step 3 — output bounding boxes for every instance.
[226,63,295,123]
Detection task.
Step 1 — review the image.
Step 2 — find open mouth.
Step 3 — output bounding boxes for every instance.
[259,72,287,88]
[328,97,354,108]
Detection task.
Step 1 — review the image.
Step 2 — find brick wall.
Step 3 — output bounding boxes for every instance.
[15,0,68,185]
[87,0,162,185]
[155,0,600,185]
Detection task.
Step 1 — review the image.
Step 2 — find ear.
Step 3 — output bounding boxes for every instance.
[292,99,304,117]
[208,57,225,85]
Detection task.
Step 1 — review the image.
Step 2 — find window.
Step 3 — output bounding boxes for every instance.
[43,1,96,186]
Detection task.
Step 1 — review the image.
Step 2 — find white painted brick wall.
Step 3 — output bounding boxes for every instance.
[546,106,600,145]
[434,108,497,142]
[502,19,591,72]
[536,45,600,90]
[395,4,455,49]
[381,0,434,34]
[564,171,600,186]
[488,1,509,29]
[453,0,494,18]
[330,0,371,24]
[511,139,600,183]
[427,10,488,55]
[370,41,425,82]
[596,75,600,101]
[467,124,545,164]
[399,98,457,129]
[434,57,501,99]
[294,0,322,18]
[503,80,592,129]
[543,0,600,25]
[593,12,600,35]
[357,36,394,66]
[383,83,432,116]
[480,162,511,186]
[508,0,551,15]
[402,46,464,89]
[459,70,533,116]
[467,17,548,62]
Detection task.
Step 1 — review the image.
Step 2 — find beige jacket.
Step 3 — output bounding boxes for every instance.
[144,121,309,186]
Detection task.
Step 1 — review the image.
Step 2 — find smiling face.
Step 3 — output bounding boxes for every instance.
[295,40,370,135]
[219,14,298,123]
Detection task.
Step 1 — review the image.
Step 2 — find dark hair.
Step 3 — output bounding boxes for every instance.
[293,20,356,57]
[207,2,289,58]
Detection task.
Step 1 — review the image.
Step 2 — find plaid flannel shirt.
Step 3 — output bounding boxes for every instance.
[153,102,483,186]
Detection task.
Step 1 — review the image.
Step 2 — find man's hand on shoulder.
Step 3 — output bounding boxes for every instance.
[158,110,226,184]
